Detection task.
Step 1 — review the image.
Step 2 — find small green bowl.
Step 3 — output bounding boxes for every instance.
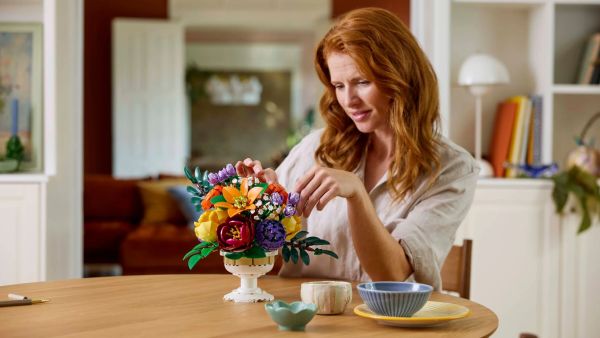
[264,300,317,331]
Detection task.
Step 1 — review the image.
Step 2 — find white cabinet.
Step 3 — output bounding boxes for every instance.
[456,179,560,338]
[458,180,600,338]
[0,181,46,285]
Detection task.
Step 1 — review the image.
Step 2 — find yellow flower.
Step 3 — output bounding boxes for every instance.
[194,209,228,242]
[281,215,302,240]
[213,178,263,217]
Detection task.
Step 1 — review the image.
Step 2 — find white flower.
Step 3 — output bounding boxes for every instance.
[256,200,262,207]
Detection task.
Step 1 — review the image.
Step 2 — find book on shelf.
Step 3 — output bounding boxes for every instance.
[577,32,600,84]
[505,96,531,178]
[591,60,600,84]
[488,101,518,177]
[527,95,543,165]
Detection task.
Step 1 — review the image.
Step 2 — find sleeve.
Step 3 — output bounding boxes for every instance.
[389,157,478,290]
[275,129,322,192]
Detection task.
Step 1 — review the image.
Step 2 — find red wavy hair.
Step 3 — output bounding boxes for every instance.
[314,7,441,201]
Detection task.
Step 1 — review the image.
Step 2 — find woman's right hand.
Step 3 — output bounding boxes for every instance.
[235,158,278,183]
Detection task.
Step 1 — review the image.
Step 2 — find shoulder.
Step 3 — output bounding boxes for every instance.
[429,136,479,190]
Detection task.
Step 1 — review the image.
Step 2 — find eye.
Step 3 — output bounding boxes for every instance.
[357,80,370,86]
[332,83,344,90]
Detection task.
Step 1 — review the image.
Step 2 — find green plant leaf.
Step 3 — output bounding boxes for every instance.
[192,241,215,251]
[242,245,267,259]
[184,167,196,183]
[187,186,198,194]
[314,248,339,259]
[291,230,309,242]
[290,247,299,263]
[551,172,570,213]
[300,249,310,265]
[200,246,217,258]
[191,197,201,204]
[203,170,209,181]
[225,252,243,260]
[302,236,330,246]
[210,195,226,205]
[282,245,290,262]
[187,254,202,270]
[194,167,202,183]
[183,249,199,261]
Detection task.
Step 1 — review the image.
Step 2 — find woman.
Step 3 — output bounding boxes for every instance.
[236,7,478,289]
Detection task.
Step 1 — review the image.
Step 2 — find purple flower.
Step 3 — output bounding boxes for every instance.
[208,173,219,185]
[271,192,283,205]
[288,192,300,206]
[218,169,228,182]
[255,220,286,251]
[225,163,236,176]
[284,205,296,217]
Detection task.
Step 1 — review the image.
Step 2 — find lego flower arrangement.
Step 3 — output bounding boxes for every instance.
[183,164,338,270]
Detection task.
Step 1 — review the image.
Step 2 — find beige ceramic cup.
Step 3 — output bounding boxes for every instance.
[300,281,352,315]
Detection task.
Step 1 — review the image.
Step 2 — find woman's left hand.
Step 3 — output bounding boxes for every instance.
[294,165,363,217]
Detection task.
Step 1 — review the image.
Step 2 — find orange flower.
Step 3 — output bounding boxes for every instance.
[201,186,223,211]
[266,183,288,204]
[214,178,263,217]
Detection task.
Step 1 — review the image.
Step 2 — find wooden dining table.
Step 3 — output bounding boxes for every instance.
[0,275,497,337]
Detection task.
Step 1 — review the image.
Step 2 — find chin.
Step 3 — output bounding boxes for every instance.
[353,122,376,134]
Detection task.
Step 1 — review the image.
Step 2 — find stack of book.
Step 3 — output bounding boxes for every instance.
[578,32,600,85]
[488,95,543,178]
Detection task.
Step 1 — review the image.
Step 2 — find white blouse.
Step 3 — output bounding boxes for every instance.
[276,129,479,290]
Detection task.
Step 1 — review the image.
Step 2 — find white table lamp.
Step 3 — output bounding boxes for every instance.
[458,53,510,177]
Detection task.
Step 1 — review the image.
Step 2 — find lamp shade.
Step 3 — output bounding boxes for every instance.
[458,53,510,86]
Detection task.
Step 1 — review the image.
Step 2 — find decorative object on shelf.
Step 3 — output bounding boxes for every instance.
[504,163,559,179]
[552,111,600,234]
[0,23,43,173]
[566,111,600,177]
[182,164,337,303]
[551,166,600,234]
[458,53,510,178]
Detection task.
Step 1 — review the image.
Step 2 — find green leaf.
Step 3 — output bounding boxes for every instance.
[300,249,310,265]
[302,236,330,246]
[314,248,339,259]
[282,245,290,262]
[551,172,570,213]
[200,246,217,258]
[290,247,299,263]
[187,254,202,270]
[210,195,226,205]
[183,249,199,261]
[192,241,215,251]
[291,230,309,242]
[191,197,201,204]
[202,170,209,181]
[184,167,196,183]
[187,186,198,194]
[194,167,202,183]
[225,252,243,260]
[242,245,267,259]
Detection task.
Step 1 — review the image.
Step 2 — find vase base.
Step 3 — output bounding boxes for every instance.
[224,288,274,303]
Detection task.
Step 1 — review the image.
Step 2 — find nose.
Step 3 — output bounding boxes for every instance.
[340,86,360,108]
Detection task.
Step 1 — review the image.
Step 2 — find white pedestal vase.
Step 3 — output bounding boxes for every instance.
[221,250,277,303]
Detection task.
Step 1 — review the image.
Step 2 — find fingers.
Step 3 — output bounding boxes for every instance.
[235,158,263,177]
[257,168,278,184]
[316,189,336,211]
[301,182,333,217]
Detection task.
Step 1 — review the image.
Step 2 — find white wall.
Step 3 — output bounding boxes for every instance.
[45,0,83,280]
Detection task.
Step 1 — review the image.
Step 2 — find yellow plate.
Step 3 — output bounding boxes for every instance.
[353,301,470,328]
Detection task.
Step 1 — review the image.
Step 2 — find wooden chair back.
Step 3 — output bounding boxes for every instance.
[441,239,472,299]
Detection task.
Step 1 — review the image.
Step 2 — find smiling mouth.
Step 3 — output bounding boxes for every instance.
[351,110,371,121]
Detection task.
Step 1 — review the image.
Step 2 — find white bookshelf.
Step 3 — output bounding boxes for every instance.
[430,0,600,172]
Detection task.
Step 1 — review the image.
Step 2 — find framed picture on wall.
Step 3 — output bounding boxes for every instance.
[0,23,43,173]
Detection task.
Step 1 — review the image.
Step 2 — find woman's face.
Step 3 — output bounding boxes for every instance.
[327,51,390,134]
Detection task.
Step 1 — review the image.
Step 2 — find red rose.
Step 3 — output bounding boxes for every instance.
[217,216,254,252]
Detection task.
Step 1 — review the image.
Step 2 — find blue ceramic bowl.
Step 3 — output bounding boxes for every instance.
[357,282,433,317]
[264,300,317,331]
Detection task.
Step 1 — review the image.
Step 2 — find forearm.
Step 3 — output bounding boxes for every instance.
[347,189,413,281]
